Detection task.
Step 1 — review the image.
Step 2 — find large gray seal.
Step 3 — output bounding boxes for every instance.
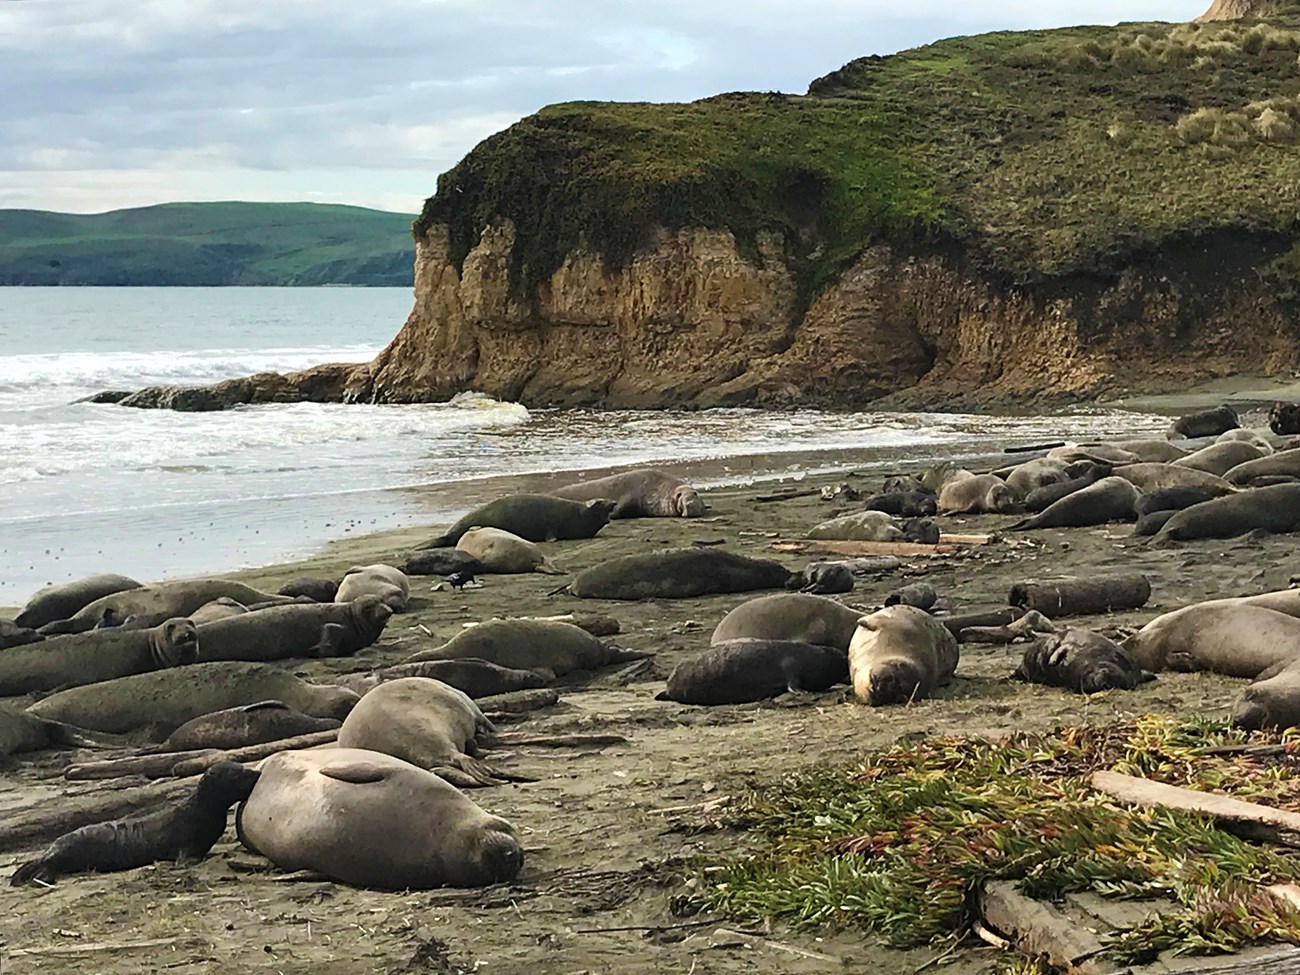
[1224,447,1300,486]
[0,617,198,696]
[0,619,42,651]
[937,474,1021,514]
[334,564,410,612]
[711,592,864,651]
[422,494,616,548]
[1233,660,1300,730]
[236,747,523,889]
[1124,602,1300,677]
[1006,458,1069,496]
[334,659,547,699]
[1173,441,1268,476]
[1111,464,1236,496]
[1013,629,1153,694]
[456,527,564,575]
[552,468,706,518]
[159,701,341,752]
[38,580,292,636]
[848,605,959,706]
[1167,403,1238,439]
[656,639,848,705]
[26,661,359,737]
[567,548,792,600]
[807,511,904,542]
[1156,484,1300,541]
[1008,476,1138,531]
[15,573,143,630]
[1114,440,1189,463]
[194,595,392,662]
[403,619,649,678]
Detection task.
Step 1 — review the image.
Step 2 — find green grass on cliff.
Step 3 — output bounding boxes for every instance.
[0,202,416,286]
[417,14,1300,297]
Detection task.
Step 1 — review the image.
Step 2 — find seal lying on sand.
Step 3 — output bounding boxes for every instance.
[1111,464,1236,496]
[807,511,903,542]
[786,563,855,595]
[0,619,41,651]
[402,548,485,577]
[1168,403,1239,439]
[1006,458,1069,495]
[27,661,359,737]
[159,702,341,752]
[566,548,792,600]
[552,468,705,518]
[1014,629,1153,694]
[1156,484,1300,541]
[11,761,260,886]
[1135,486,1222,516]
[863,491,936,517]
[334,659,546,699]
[1124,602,1300,677]
[39,580,290,636]
[335,564,409,612]
[657,639,848,705]
[1224,447,1300,486]
[403,619,648,678]
[1174,441,1268,476]
[1048,444,1140,466]
[195,595,391,662]
[237,747,523,889]
[1023,464,1112,513]
[277,577,339,602]
[1114,440,1188,463]
[0,617,198,696]
[1233,660,1300,730]
[422,495,615,548]
[456,527,564,575]
[712,593,864,651]
[937,474,1020,514]
[848,606,959,706]
[187,598,249,625]
[15,573,143,630]
[1133,510,1179,536]
[1009,476,1138,531]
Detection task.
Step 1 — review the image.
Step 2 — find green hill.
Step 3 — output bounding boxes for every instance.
[0,202,417,286]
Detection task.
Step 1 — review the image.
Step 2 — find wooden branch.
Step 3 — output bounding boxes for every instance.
[0,777,198,853]
[773,540,968,557]
[477,688,560,715]
[1010,574,1151,618]
[168,728,339,777]
[1004,442,1067,454]
[9,936,204,958]
[1197,743,1296,758]
[754,489,822,503]
[980,881,1107,975]
[490,733,627,748]
[65,748,222,781]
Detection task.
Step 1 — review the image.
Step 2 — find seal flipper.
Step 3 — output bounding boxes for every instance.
[534,559,566,576]
[239,701,292,713]
[318,761,389,785]
[603,645,654,664]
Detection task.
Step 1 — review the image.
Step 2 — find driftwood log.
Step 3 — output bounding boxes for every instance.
[169,729,339,777]
[478,688,560,715]
[66,748,222,781]
[1009,573,1150,617]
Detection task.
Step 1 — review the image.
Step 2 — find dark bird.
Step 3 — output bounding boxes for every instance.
[446,571,477,591]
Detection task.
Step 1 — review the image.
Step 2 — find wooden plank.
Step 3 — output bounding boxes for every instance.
[980,881,1116,974]
[772,540,964,557]
[1159,948,1300,974]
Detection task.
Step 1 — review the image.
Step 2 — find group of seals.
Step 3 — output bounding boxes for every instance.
[38,580,291,635]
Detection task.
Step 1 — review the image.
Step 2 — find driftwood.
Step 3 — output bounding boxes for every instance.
[940,607,1027,641]
[754,488,821,503]
[66,748,222,781]
[961,610,1060,645]
[981,881,1108,975]
[773,540,970,558]
[1198,743,1296,758]
[0,777,198,853]
[9,936,205,958]
[1004,441,1067,454]
[169,728,339,777]
[1010,573,1151,618]
[478,688,560,715]
[491,733,628,749]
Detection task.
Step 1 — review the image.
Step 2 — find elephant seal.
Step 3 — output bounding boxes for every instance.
[456,527,563,575]
[1006,459,1069,496]
[1168,403,1239,439]
[38,580,291,636]
[937,474,1021,514]
[1224,447,1300,486]
[848,606,959,706]
[401,548,485,578]
[335,565,410,612]
[160,702,340,752]
[0,618,42,651]
[712,593,864,651]
[1133,510,1179,536]
[656,639,848,705]
[1047,445,1140,466]
[1111,464,1236,496]
[334,659,547,699]
[236,747,522,889]
[11,760,260,886]
[1233,660,1300,730]
[0,710,108,757]
[1270,402,1300,437]
[903,518,941,544]
[0,617,198,696]
[1124,603,1300,677]
[863,491,936,517]
[1114,440,1189,463]
[15,573,144,630]
[195,595,392,662]
[1014,629,1154,694]
[884,583,937,611]
[1009,476,1139,531]
[1173,441,1268,476]
[786,563,855,595]
[1218,429,1274,453]
[188,598,249,626]
[1156,484,1300,542]
[423,494,615,548]
[807,511,903,542]
[552,468,705,518]
[1135,486,1221,516]
[277,577,339,602]
[1023,464,1113,513]
[27,661,359,737]
[567,548,792,601]
[403,619,648,678]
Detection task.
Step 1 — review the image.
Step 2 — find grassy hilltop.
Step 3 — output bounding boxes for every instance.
[0,202,416,286]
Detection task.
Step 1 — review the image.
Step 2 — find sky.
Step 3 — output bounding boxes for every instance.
[1,0,1200,215]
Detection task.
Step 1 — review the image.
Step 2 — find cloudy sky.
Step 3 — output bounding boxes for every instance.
[2,0,1198,215]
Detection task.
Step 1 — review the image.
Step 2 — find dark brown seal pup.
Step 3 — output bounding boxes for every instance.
[1133,510,1179,536]
[1014,629,1154,694]
[1135,486,1221,516]
[1023,464,1112,514]
[401,548,485,577]
[884,584,937,611]
[1270,402,1300,437]
[552,469,706,518]
[1168,403,1239,439]
[0,618,42,650]
[848,606,960,706]
[15,573,143,630]
[159,702,340,752]
[863,491,936,517]
[0,618,198,696]
[1156,484,1300,542]
[11,760,260,885]
[194,595,392,662]
[277,577,339,602]
[786,563,855,595]
[422,494,615,548]
[567,548,792,601]
[335,659,547,699]
[1009,476,1139,531]
[39,580,290,635]
[656,639,848,705]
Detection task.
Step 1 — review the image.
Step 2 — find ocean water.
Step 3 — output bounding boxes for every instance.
[0,287,1166,605]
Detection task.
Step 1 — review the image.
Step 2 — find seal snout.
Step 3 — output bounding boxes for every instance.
[1231,695,1269,731]
[481,833,525,884]
[868,666,921,707]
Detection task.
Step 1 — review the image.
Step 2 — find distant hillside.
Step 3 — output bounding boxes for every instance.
[0,202,417,286]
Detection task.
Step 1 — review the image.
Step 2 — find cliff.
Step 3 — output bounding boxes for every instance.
[118,13,1300,410]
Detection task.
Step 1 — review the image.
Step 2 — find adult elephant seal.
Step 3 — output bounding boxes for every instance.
[401,548,486,578]
[195,595,392,662]
[1009,477,1138,531]
[1233,659,1300,730]
[403,619,648,678]
[863,491,936,517]
[1023,464,1112,513]
[160,702,341,752]
[335,564,409,612]
[1218,429,1274,453]
[1114,440,1188,463]
[1173,441,1268,476]
[0,619,41,651]
[807,511,903,542]
[1006,459,1069,496]
[566,548,792,600]
[38,580,291,636]
[1135,486,1222,516]
[277,577,339,602]
[656,640,848,705]
[552,468,705,518]
[456,527,563,575]
[0,618,198,696]
[422,495,615,548]
[848,606,959,706]
[236,747,523,889]
[713,593,866,653]
[1168,403,1239,439]
[1124,603,1300,677]
[1014,629,1154,694]
[1111,464,1235,496]
[335,659,547,699]
[937,474,1021,515]
[1224,447,1300,486]
[27,661,359,737]
[1156,484,1300,542]
[11,761,260,886]
[15,573,143,630]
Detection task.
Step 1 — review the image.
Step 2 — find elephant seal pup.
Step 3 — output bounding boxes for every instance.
[712,592,865,651]
[882,474,929,494]
[1124,603,1300,677]
[1023,464,1113,513]
[188,598,249,626]
[1271,402,1300,437]
[884,583,937,611]
[423,494,615,548]
[848,606,960,706]
[401,548,485,578]
[1156,484,1300,542]
[938,474,1021,514]
[1224,447,1300,486]
[786,563,855,595]
[0,618,42,650]
[335,658,547,699]
[1111,464,1235,496]
[277,577,339,602]
[552,468,705,518]
[1014,629,1154,694]
[11,760,260,886]
[1114,440,1189,463]
[1047,444,1140,466]
[567,548,792,601]
[1218,429,1274,453]
[1009,476,1138,531]
[15,573,144,630]
[335,565,410,613]
[1173,441,1268,476]
[27,661,359,737]
[456,527,563,575]
[195,595,392,662]
[903,518,941,544]
[1006,458,1069,496]
[807,511,903,542]
[1233,660,1300,730]
[1168,403,1239,439]
[656,640,848,705]
[1135,486,1221,516]
[403,619,648,678]
[160,702,341,752]
[236,747,522,889]
[1133,510,1179,536]
[863,491,936,517]
[39,580,291,636]
[0,617,198,696]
